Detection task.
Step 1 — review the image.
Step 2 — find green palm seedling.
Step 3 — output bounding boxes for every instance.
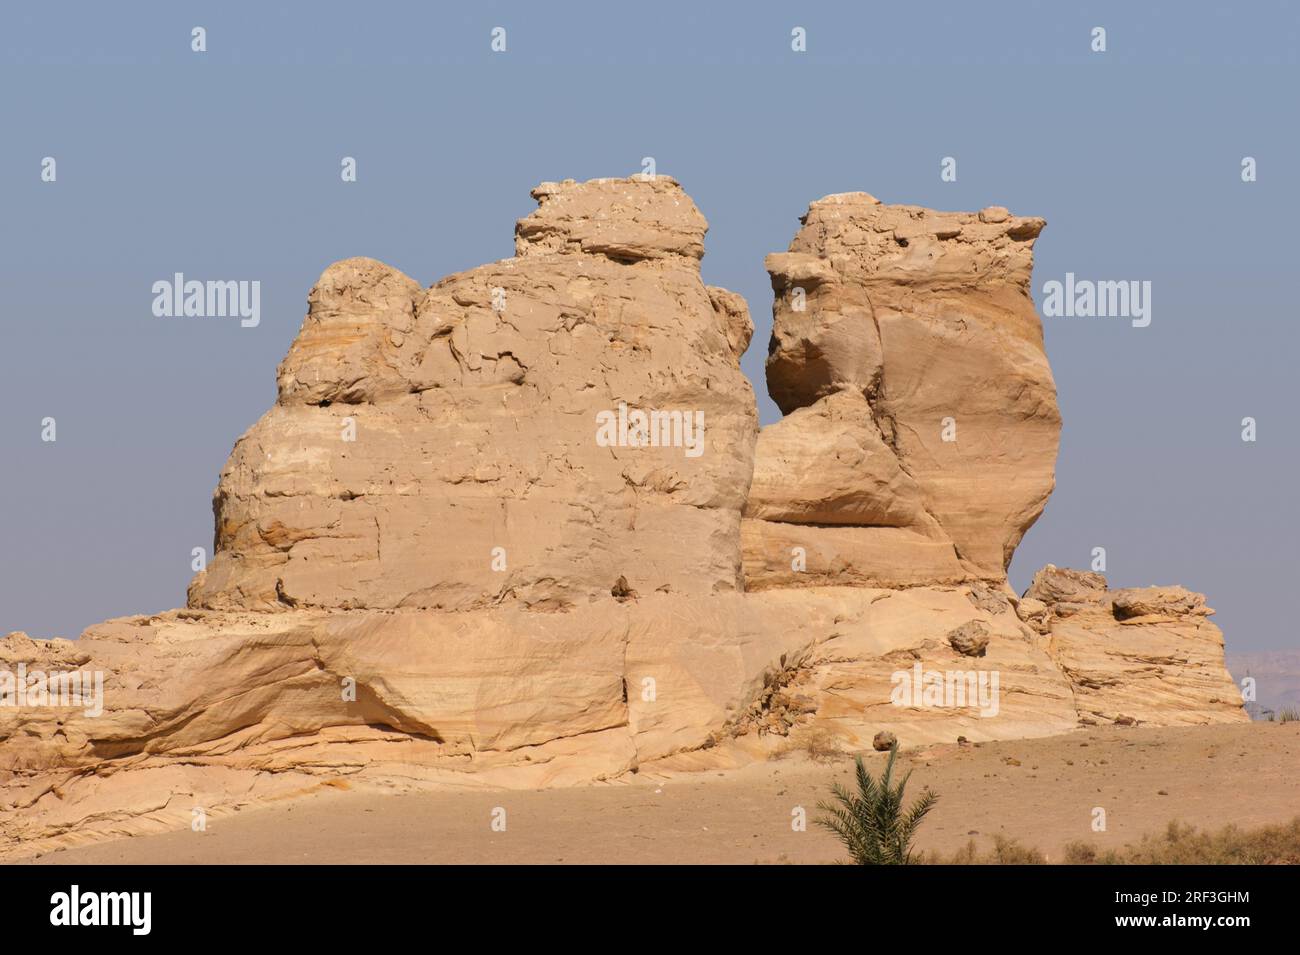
[817,741,938,864]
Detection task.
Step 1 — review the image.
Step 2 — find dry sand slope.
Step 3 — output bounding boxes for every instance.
[17,724,1297,865]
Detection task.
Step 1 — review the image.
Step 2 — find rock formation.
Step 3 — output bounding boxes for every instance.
[0,177,1245,858]
[190,177,757,613]
[1020,565,1245,725]
[748,194,1059,588]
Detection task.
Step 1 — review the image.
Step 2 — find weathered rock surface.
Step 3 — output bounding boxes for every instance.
[189,176,757,614]
[0,178,1244,859]
[756,193,1059,582]
[0,584,1082,855]
[741,389,969,589]
[1021,565,1245,726]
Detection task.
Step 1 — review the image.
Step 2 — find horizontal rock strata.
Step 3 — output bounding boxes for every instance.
[0,178,1245,859]
[751,193,1059,585]
[189,177,757,614]
[1019,566,1245,726]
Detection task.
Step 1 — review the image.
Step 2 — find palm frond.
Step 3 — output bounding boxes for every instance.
[815,740,937,865]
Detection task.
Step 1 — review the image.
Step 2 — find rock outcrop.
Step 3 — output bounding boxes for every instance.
[0,178,1245,859]
[750,193,1059,587]
[1019,566,1244,726]
[189,177,757,614]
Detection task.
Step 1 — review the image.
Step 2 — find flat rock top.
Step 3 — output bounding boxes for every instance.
[516,175,707,263]
[773,192,1046,287]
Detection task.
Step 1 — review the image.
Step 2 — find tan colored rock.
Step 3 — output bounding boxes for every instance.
[706,285,754,358]
[967,582,1012,615]
[1015,597,1052,634]
[948,620,991,657]
[189,176,758,614]
[1021,567,1248,727]
[757,192,1059,581]
[276,258,424,405]
[1113,587,1211,621]
[741,387,968,588]
[740,519,967,590]
[0,585,1083,856]
[0,179,1246,862]
[1023,564,1109,612]
[745,391,940,529]
[779,586,1079,749]
[1051,610,1245,726]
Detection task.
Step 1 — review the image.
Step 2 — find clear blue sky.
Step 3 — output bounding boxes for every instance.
[2,1,1296,652]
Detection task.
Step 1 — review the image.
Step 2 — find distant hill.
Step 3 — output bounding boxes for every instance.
[1227,651,1300,718]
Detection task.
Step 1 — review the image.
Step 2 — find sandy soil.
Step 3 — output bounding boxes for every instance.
[16,723,1299,865]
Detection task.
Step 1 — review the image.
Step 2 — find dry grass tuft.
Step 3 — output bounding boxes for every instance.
[773,724,847,763]
[926,834,1046,865]
[927,817,1300,864]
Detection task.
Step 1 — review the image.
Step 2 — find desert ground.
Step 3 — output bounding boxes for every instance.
[14,723,1297,865]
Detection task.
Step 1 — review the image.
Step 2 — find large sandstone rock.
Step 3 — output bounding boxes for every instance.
[0,178,1245,860]
[754,193,1059,582]
[189,176,757,614]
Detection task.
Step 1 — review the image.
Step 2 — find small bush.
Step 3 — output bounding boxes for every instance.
[1062,841,1098,864]
[989,834,1047,864]
[947,817,1300,865]
[1105,817,1300,864]
[774,725,846,763]
[925,835,1045,864]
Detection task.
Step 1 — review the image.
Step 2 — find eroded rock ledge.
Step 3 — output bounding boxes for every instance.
[0,178,1244,858]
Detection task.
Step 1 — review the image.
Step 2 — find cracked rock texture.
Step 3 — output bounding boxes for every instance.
[0,179,1244,858]
[756,193,1059,583]
[1020,566,1244,726]
[189,176,758,613]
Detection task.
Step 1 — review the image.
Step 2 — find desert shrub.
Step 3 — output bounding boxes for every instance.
[1107,817,1300,865]
[1278,708,1299,723]
[774,725,845,763]
[1062,841,1098,864]
[963,817,1300,865]
[817,741,937,865]
[989,834,1047,864]
[925,835,1046,864]
[944,839,981,865]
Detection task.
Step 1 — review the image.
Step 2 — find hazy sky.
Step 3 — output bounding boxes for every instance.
[2,2,1296,653]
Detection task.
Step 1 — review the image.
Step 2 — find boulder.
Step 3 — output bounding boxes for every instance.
[948,621,991,657]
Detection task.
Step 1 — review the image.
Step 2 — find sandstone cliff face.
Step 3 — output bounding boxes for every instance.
[749,193,1060,587]
[189,177,757,614]
[0,178,1245,858]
